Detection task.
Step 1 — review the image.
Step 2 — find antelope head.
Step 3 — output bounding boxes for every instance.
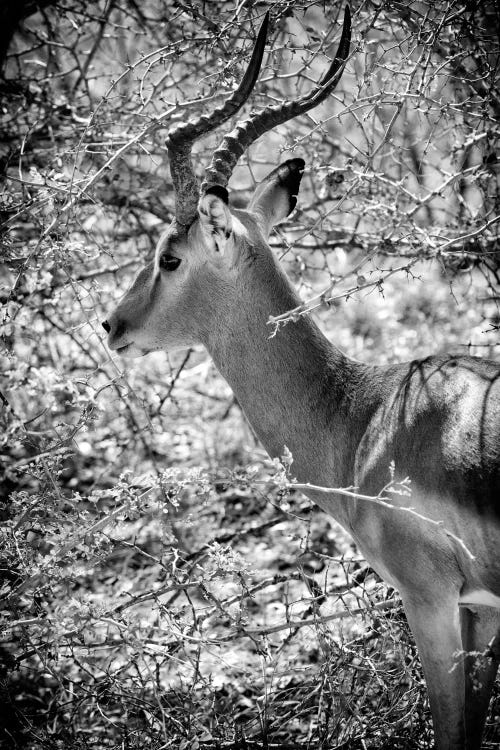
[103,8,351,357]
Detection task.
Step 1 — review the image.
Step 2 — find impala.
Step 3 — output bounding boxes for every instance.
[102,8,500,749]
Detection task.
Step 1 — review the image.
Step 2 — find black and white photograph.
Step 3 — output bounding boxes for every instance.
[1,2,499,748]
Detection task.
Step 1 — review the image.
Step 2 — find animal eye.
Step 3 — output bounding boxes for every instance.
[159,254,181,272]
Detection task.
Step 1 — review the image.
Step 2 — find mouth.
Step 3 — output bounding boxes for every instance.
[112,342,152,359]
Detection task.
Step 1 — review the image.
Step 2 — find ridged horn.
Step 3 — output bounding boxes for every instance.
[202,5,351,193]
[165,12,269,226]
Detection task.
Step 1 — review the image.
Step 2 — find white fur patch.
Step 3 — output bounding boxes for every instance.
[459,589,500,609]
[198,194,232,255]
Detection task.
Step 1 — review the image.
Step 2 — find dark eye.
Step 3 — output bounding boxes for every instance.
[159,254,181,272]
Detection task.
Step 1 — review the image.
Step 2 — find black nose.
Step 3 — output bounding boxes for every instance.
[102,320,111,333]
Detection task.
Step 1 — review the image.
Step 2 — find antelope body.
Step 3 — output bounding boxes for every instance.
[103,8,500,748]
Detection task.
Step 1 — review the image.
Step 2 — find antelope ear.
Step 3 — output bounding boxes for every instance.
[248,158,305,237]
[198,187,233,255]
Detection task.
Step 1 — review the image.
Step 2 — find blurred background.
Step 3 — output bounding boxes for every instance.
[1,1,499,747]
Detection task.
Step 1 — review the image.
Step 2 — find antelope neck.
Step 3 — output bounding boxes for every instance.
[204,244,370,502]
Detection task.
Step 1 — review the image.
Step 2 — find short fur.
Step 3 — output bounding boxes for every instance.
[104,159,500,750]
